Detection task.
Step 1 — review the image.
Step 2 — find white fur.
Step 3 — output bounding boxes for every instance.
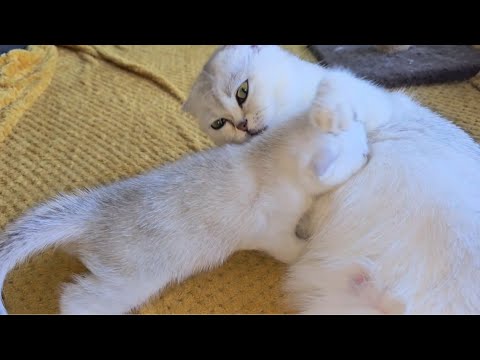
[183,45,322,146]
[185,45,480,314]
[0,110,368,314]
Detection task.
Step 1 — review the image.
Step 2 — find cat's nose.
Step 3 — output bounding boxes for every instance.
[236,119,248,131]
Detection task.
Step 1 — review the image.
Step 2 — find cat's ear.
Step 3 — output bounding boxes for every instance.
[183,74,212,117]
[182,81,203,115]
[309,140,339,178]
[181,96,195,115]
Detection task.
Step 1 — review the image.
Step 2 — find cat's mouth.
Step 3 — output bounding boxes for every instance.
[247,126,268,137]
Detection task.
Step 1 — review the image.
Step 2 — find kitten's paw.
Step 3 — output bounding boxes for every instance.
[270,235,307,264]
[311,121,369,191]
[310,103,355,134]
[295,209,315,240]
[310,83,357,134]
[295,222,313,240]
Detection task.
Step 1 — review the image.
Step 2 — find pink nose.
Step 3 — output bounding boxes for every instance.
[236,119,248,131]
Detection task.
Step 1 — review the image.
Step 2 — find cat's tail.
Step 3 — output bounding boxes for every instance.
[0,191,96,314]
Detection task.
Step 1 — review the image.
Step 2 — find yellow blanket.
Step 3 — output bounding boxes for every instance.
[1,45,479,314]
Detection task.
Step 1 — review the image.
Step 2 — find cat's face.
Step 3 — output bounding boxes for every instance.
[183,45,303,145]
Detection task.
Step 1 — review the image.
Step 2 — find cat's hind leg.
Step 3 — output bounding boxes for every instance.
[60,273,165,315]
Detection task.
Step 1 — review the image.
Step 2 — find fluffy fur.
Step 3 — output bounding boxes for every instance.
[0,108,369,314]
[184,45,480,314]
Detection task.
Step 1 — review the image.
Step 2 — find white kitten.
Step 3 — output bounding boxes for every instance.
[0,108,368,315]
[183,45,322,146]
[185,45,480,314]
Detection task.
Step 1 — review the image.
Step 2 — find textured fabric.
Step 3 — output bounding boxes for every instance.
[0,45,57,144]
[1,45,480,314]
[470,71,480,91]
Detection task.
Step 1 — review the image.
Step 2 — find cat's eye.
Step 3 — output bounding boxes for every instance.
[236,80,249,107]
[211,118,227,130]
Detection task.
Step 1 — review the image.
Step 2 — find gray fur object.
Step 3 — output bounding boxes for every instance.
[308,45,480,88]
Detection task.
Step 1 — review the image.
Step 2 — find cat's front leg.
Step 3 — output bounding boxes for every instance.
[295,207,315,239]
[309,121,370,190]
[310,82,359,135]
[249,232,307,264]
[312,69,393,133]
[304,71,385,190]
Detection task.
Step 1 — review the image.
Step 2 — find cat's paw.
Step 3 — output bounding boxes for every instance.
[295,222,313,240]
[270,234,308,264]
[310,121,369,191]
[295,209,315,240]
[309,82,357,134]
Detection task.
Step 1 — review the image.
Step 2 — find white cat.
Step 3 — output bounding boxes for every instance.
[184,45,480,314]
[0,107,368,315]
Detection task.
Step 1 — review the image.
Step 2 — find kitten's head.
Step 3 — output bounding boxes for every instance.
[183,45,312,146]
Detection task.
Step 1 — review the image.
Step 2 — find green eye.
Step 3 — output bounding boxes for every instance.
[236,80,249,107]
[211,118,227,130]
